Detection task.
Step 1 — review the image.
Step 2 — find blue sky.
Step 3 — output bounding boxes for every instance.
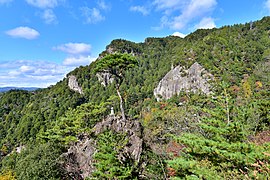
[0,0,269,87]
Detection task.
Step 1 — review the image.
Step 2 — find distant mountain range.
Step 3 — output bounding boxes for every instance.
[0,87,39,92]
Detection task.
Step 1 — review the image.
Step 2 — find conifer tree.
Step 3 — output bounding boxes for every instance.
[92,131,134,179]
[167,87,270,179]
[94,53,138,120]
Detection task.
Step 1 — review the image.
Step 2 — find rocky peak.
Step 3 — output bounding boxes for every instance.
[68,75,83,94]
[154,62,213,101]
[62,116,143,179]
[94,116,143,162]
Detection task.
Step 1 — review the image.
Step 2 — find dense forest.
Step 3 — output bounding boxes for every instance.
[0,17,269,179]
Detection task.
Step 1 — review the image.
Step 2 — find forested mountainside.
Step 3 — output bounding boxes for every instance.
[0,17,270,179]
[0,87,39,93]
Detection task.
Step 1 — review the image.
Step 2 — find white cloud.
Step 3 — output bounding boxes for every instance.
[152,0,217,30]
[54,42,96,66]
[130,6,150,16]
[8,70,20,76]
[26,0,61,24]
[20,65,35,73]
[153,0,185,10]
[172,32,186,38]
[0,0,12,5]
[53,43,91,54]
[42,9,57,24]
[6,26,40,39]
[171,0,217,30]
[195,17,216,29]
[81,7,105,24]
[63,55,96,66]
[97,0,110,10]
[0,56,98,87]
[0,60,73,88]
[80,1,109,24]
[25,0,58,9]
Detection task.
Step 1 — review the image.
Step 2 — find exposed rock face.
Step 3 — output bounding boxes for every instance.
[68,75,83,94]
[106,46,114,54]
[96,72,114,87]
[62,116,143,179]
[62,136,95,179]
[94,116,143,162]
[154,62,213,101]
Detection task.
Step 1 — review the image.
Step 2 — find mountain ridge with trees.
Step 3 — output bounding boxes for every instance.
[0,16,269,179]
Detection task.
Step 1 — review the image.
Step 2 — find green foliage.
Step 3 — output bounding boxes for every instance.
[94,53,138,82]
[0,90,31,153]
[91,131,136,179]
[140,149,168,179]
[103,39,143,55]
[0,17,270,179]
[1,142,64,180]
[0,82,86,153]
[94,53,138,120]
[0,169,16,180]
[167,88,270,179]
[39,102,109,145]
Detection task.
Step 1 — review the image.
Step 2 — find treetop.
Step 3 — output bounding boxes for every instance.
[94,53,138,77]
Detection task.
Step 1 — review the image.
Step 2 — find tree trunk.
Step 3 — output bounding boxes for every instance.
[116,85,126,121]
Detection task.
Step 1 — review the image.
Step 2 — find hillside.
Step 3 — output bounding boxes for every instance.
[0,87,39,93]
[0,17,270,179]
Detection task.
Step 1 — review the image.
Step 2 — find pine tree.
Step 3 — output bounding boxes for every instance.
[92,131,135,179]
[39,102,108,145]
[94,53,138,120]
[167,87,270,179]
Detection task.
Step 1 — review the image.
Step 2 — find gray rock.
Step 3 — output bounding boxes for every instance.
[93,116,143,162]
[62,136,95,179]
[62,116,143,179]
[68,75,83,94]
[96,72,114,87]
[154,62,213,101]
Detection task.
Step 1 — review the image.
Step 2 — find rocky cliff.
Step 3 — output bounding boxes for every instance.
[154,62,213,101]
[68,75,83,94]
[61,115,143,179]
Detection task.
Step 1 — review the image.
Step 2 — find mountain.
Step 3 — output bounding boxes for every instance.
[0,87,39,92]
[0,17,269,179]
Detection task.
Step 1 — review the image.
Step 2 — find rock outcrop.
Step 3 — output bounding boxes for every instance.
[62,136,95,179]
[94,116,143,162]
[68,75,83,94]
[96,72,114,87]
[154,62,213,101]
[62,116,143,179]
